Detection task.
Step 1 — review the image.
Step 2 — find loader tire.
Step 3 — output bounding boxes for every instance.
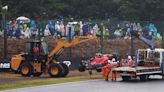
[59,63,69,77]
[20,63,33,77]
[48,63,62,77]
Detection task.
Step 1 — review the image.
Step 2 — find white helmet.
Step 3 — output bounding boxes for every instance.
[108,60,111,63]
[112,58,116,62]
[128,56,132,59]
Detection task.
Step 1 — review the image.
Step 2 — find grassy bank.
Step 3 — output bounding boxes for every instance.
[0,76,102,91]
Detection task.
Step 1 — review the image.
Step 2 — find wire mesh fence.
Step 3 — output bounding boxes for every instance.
[0,20,163,69]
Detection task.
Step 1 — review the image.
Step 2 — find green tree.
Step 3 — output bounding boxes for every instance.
[1,0,164,21]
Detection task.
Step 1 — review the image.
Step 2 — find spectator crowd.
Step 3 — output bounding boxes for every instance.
[0,19,162,41]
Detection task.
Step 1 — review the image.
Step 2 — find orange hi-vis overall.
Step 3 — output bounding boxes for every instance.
[102,62,118,81]
[101,64,112,81]
[111,62,119,81]
[127,59,133,67]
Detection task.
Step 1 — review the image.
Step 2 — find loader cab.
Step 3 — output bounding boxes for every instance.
[25,39,49,62]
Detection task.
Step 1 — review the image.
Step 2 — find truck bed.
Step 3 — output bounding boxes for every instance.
[113,66,161,76]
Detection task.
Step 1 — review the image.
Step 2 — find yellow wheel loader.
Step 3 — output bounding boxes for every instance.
[10,36,97,77]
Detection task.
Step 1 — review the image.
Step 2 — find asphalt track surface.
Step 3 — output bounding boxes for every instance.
[2,76,164,92]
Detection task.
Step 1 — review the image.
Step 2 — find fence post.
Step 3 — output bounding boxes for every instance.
[100,24,104,54]
[162,32,164,49]
[131,36,134,56]
[68,26,72,61]
[2,7,7,60]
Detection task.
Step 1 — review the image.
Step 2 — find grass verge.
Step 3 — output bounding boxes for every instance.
[0,76,102,91]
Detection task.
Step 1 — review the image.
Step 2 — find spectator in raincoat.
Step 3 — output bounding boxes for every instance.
[96,29,101,37]
[55,21,61,38]
[30,21,37,38]
[66,22,75,39]
[65,23,69,37]
[93,24,99,36]
[132,23,137,32]
[74,23,80,36]
[148,23,158,40]
[79,21,83,36]
[97,24,109,39]
[59,22,65,37]
[20,23,30,38]
[44,24,51,36]
[82,23,89,36]
[14,24,21,39]
[30,21,37,30]
[156,33,162,40]
[6,22,12,37]
[136,23,142,32]
[47,21,55,36]
[114,24,123,39]
[136,23,143,35]
[124,23,132,39]
[9,19,16,32]
[8,20,16,38]
[97,24,107,38]
[103,26,109,39]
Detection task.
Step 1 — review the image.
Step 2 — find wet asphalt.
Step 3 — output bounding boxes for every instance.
[2,76,164,92]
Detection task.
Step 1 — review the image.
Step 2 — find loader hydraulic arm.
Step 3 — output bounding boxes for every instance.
[131,31,154,50]
[138,35,154,50]
[47,36,98,64]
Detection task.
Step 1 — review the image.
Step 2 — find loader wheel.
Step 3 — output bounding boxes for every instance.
[48,63,62,77]
[59,63,69,77]
[33,72,42,77]
[20,63,33,77]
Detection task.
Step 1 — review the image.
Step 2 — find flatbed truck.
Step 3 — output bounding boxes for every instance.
[113,48,164,81]
[113,32,164,81]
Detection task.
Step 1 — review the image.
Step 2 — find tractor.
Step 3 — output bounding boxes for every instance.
[10,36,97,77]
